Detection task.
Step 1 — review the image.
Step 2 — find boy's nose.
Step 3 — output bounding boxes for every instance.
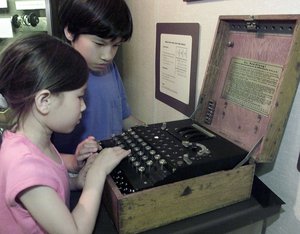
[100,46,115,62]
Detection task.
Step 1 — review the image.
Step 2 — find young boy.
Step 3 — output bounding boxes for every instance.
[52,0,143,159]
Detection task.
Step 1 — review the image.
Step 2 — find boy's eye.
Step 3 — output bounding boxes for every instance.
[93,40,121,47]
[94,42,105,46]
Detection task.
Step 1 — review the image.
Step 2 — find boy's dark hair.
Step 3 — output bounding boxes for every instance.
[0,33,88,127]
[59,0,133,42]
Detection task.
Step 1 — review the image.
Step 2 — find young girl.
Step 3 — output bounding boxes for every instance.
[0,33,130,234]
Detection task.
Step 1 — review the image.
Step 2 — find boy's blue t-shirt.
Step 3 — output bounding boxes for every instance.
[52,62,131,154]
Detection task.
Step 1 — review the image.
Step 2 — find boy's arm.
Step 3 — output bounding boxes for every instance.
[123,115,145,130]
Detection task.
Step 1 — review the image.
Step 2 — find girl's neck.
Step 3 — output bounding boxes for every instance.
[17,112,51,148]
[16,112,61,164]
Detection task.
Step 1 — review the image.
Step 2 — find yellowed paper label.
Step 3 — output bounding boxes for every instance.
[223,57,282,116]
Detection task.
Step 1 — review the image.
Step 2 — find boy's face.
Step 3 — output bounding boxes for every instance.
[70,34,122,73]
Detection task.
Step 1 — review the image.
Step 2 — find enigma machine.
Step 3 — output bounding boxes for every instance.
[103,119,248,195]
[102,15,300,234]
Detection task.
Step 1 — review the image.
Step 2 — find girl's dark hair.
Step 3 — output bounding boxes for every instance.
[59,0,133,42]
[0,33,88,126]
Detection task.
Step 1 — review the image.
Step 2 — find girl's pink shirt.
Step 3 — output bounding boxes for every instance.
[0,131,69,234]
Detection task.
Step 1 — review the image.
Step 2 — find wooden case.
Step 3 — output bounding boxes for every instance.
[103,15,300,234]
[0,108,11,129]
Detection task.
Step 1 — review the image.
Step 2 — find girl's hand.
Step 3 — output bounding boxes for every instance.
[75,136,101,169]
[89,147,130,177]
[73,155,97,189]
[74,147,130,189]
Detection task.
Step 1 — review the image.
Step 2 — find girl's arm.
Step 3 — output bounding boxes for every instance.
[61,153,79,173]
[19,147,129,234]
[61,136,101,174]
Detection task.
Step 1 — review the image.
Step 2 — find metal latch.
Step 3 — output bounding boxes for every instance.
[245,16,257,32]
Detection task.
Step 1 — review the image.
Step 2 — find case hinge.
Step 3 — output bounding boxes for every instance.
[204,100,216,125]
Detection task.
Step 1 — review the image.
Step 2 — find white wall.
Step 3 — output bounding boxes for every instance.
[120,0,300,233]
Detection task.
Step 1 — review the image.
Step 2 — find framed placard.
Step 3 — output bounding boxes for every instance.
[0,0,7,8]
[155,23,199,116]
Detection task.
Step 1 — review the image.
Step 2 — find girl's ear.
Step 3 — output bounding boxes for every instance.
[64,26,74,41]
[35,89,51,115]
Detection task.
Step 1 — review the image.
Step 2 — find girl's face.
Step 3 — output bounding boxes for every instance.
[49,84,87,133]
[71,34,122,73]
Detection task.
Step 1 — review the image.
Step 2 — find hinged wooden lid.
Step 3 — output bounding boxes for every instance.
[193,15,300,163]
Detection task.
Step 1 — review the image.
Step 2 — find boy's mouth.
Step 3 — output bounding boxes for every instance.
[94,63,109,70]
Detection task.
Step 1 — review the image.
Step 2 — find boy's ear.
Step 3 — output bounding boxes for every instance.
[35,89,51,114]
[64,26,74,41]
